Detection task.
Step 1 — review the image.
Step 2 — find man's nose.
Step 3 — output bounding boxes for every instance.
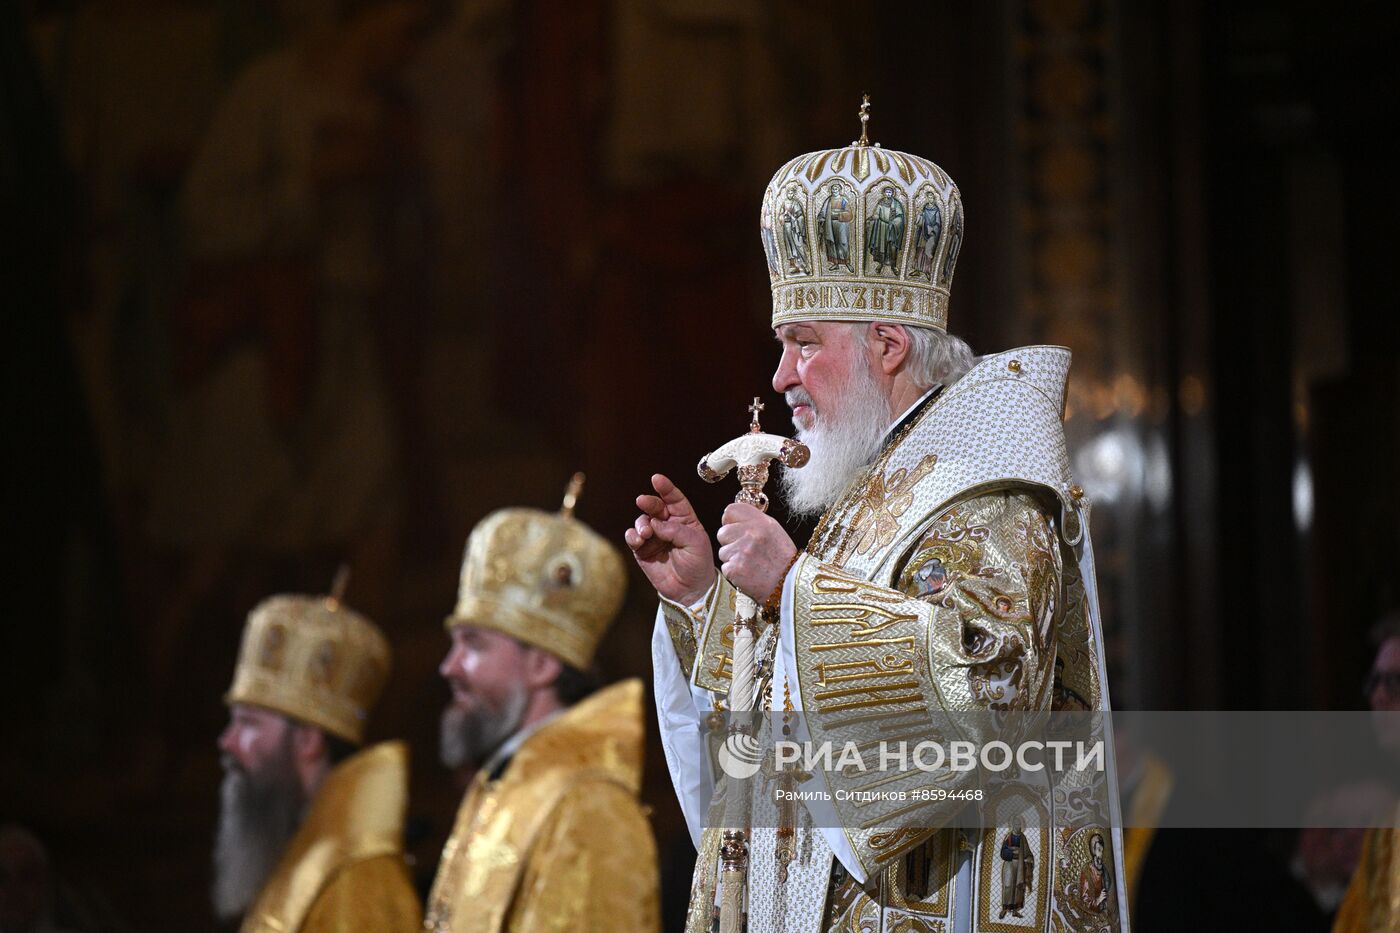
[772,347,798,394]
[217,723,236,755]
[439,641,463,680]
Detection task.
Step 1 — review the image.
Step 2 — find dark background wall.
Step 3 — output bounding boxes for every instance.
[3,0,1396,929]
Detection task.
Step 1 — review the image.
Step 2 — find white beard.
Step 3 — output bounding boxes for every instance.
[438,681,529,770]
[779,360,893,520]
[211,751,305,922]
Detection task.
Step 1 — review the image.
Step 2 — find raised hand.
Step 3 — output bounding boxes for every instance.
[624,474,717,605]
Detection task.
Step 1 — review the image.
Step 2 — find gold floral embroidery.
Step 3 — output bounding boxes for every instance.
[844,454,940,561]
[806,407,936,567]
[963,586,1031,624]
[967,654,1025,709]
[1013,506,1062,653]
[897,501,998,596]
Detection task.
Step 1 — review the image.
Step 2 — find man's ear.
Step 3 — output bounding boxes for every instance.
[292,723,327,768]
[870,323,911,376]
[522,646,564,692]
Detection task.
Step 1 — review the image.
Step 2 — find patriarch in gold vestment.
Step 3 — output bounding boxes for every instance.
[629,100,1131,932]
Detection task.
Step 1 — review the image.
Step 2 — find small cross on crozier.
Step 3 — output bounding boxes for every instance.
[748,397,765,434]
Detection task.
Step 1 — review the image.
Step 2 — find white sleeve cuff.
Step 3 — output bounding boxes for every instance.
[651,605,716,848]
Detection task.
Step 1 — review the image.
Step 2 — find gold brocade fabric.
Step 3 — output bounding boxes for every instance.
[1333,826,1400,933]
[686,491,1076,933]
[447,506,627,671]
[226,594,391,745]
[241,741,419,933]
[301,856,424,933]
[666,347,1126,932]
[791,490,1061,858]
[424,679,660,933]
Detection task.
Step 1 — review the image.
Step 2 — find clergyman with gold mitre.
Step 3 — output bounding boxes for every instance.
[627,100,1131,932]
[423,476,660,933]
[214,583,421,933]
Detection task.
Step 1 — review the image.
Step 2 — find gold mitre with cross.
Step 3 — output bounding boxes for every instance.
[762,95,964,331]
[225,572,391,745]
[446,473,626,671]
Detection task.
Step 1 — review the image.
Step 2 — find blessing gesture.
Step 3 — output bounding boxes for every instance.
[625,474,717,606]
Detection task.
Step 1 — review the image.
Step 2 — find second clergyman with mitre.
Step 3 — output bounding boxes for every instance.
[426,477,661,932]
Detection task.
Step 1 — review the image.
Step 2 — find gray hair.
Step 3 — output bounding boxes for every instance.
[853,323,975,390]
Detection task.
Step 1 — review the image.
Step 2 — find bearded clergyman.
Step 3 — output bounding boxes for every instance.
[213,588,419,932]
[423,477,660,933]
[627,103,1130,932]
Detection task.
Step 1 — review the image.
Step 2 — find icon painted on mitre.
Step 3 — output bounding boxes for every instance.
[817,181,856,273]
[940,207,963,285]
[865,185,906,276]
[760,196,781,277]
[310,641,338,686]
[546,556,578,589]
[259,624,287,670]
[778,188,811,275]
[911,196,943,280]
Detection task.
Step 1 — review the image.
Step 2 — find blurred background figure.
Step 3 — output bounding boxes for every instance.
[169,0,436,564]
[1363,616,1400,756]
[425,477,659,932]
[0,825,81,933]
[1130,615,1400,931]
[1328,615,1400,933]
[214,587,418,932]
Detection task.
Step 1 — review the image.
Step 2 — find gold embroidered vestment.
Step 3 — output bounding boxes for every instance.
[658,346,1128,933]
[424,679,660,933]
[240,741,421,933]
[1334,824,1400,933]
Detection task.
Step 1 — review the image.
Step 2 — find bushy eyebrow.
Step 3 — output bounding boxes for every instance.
[774,325,817,342]
[451,627,482,647]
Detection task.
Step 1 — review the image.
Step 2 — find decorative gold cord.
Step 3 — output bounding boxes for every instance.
[765,552,800,612]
